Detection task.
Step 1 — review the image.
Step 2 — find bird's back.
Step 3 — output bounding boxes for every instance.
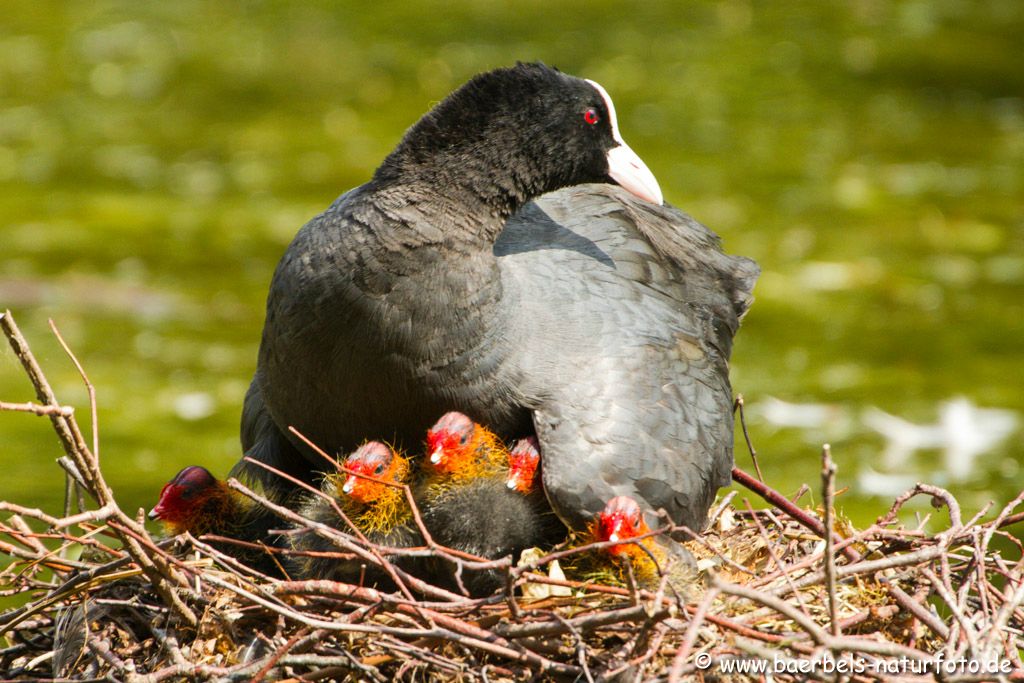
[497,184,758,532]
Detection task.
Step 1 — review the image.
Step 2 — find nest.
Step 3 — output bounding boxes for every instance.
[2,310,1023,682]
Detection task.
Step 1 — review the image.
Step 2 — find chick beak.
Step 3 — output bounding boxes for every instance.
[147,506,162,521]
[506,478,518,490]
[430,446,443,465]
[342,476,357,495]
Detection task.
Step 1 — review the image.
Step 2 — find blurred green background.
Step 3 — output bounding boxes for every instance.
[1,1,1021,528]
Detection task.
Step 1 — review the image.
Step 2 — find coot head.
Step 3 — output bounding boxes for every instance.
[149,465,219,525]
[507,436,541,493]
[376,62,661,216]
[596,495,650,552]
[341,441,401,502]
[426,411,477,472]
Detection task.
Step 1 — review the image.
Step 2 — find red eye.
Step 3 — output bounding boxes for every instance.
[584,108,600,125]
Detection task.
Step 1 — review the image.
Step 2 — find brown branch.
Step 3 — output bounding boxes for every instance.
[734,394,764,481]
[821,444,840,637]
[0,311,197,627]
[732,465,861,563]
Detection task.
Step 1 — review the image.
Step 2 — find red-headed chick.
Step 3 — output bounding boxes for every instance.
[594,495,697,592]
[506,436,542,494]
[289,441,422,588]
[425,411,506,484]
[149,465,284,576]
[419,412,564,596]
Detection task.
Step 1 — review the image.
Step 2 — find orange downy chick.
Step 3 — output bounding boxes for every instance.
[593,495,697,592]
[506,435,542,494]
[419,412,563,595]
[149,465,283,575]
[290,441,422,586]
[425,411,507,489]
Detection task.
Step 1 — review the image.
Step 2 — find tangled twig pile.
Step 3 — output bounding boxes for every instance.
[1,310,1023,682]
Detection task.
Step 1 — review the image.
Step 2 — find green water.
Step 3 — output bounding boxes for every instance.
[2,1,1022,529]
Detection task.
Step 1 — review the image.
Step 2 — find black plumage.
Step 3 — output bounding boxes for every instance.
[233,62,757,538]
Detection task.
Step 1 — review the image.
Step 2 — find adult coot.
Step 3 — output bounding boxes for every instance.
[235,62,757,534]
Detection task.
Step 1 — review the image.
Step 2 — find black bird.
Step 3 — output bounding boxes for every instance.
[234,62,757,535]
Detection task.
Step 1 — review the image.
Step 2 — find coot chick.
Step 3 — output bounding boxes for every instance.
[592,495,698,594]
[149,465,284,576]
[420,412,558,595]
[237,62,757,541]
[505,435,568,546]
[506,436,542,494]
[288,441,423,588]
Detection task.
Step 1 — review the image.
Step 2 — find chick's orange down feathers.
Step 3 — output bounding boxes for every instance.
[289,441,423,588]
[419,412,565,596]
[592,495,698,593]
[149,465,284,576]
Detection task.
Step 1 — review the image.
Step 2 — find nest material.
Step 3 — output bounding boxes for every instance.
[2,311,1024,682]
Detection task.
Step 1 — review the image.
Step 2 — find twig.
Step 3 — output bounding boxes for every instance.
[732,465,860,563]
[668,586,718,683]
[821,444,840,637]
[0,312,197,627]
[734,394,764,481]
[881,579,949,639]
[0,400,75,417]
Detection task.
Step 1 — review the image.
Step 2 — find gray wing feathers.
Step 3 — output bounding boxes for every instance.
[500,184,756,532]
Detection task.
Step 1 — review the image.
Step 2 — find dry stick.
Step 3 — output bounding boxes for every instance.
[607,622,668,682]
[924,565,983,656]
[712,577,932,661]
[0,312,196,627]
[821,444,840,638]
[229,476,467,606]
[881,579,949,640]
[982,490,1024,552]
[707,490,738,527]
[250,626,313,683]
[1,311,86,473]
[879,482,963,530]
[667,586,719,683]
[492,602,670,640]
[4,515,49,556]
[550,612,594,683]
[970,532,996,647]
[988,575,1024,662]
[790,483,811,504]
[733,394,765,481]
[997,510,1024,530]
[212,575,583,677]
[0,400,75,417]
[731,465,861,563]
[743,498,811,618]
[48,320,100,465]
[48,319,99,531]
[235,459,475,608]
[767,543,948,600]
